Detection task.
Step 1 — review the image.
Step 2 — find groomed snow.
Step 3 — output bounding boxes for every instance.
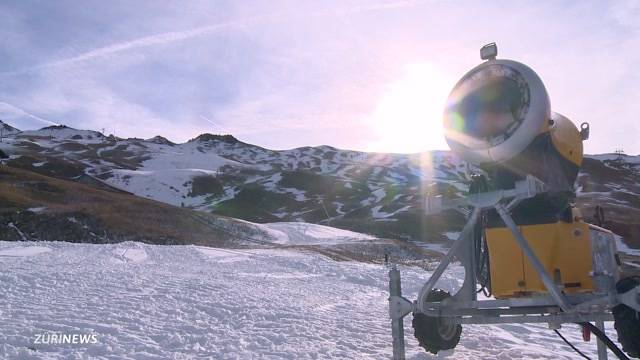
[0,240,623,359]
[256,222,376,245]
[0,245,51,257]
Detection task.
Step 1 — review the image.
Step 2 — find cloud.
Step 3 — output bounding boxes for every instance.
[1,17,268,77]
[2,1,421,77]
[1,1,639,154]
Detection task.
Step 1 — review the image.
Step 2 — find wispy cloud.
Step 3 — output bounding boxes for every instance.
[1,17,268,77]
[2,1,421,77]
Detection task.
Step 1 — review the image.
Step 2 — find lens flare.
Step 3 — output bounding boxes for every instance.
[367,62,452,153]
[448,112,465,132]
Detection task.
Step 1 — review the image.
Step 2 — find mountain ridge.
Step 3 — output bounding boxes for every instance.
[1,120,638,250]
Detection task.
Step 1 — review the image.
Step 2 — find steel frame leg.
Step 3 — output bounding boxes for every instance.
[417,207,481,312]
[389,265,413,360]
[596,320,608,360]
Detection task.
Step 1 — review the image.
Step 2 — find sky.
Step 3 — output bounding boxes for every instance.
[0,0,639,154]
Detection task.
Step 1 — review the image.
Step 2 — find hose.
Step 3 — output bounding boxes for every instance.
[578,322,630,360]
[554,329,591,360]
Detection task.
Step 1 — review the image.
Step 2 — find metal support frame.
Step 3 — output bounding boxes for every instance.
[416,207,481,310]
[389,265,412,360]
[388,175,640,360]
[415,175,571,315]
[596,320,608,360]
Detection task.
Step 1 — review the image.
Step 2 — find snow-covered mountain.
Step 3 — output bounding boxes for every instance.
[0,119,20,137]
[1,121,639,249]
[1,122,639,359]
[0,123,468,243]
[576,154,640,247]
[0,156,437,265]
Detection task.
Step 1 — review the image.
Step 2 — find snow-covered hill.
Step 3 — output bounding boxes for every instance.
[1,122,636,359]
[0,240,624,359]
[0,120,20,136]
[1,121,639,248]
[0,123,469,242]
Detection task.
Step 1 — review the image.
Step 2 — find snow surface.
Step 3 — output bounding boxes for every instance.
[106,168,212,207]
[0,141,18,154]
[0,240,623,359]
[0,245,51,257]
[615,234,640,257]
[254,222,376,245]
[140,142,245,173]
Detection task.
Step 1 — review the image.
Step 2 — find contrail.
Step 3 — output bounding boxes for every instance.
[200,115,218,127]
[0,101,59,126]
[1,1,423,77]
[1,16,269,77]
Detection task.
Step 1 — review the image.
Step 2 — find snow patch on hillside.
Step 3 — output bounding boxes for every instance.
[141,143,245,172]
[105,169,211,206]
[257,222,376,245]
[19,127,103,143]
[371,205,410,219]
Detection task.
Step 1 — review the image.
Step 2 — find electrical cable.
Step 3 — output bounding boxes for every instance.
[579,322,630,360]
[553,329,591,360]
[469,174,492,297]
[474,212,491,297]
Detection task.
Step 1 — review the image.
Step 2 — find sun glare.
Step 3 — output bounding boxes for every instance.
[368,62,452,153]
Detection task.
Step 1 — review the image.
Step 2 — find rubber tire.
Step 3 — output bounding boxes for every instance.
[412,289,462,354]
[613,276,640,359]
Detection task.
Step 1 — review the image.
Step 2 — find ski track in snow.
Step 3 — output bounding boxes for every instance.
[0,241,623,360]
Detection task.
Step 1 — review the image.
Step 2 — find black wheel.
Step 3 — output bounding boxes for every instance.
[613,276,640,358]
[412,289,462,354]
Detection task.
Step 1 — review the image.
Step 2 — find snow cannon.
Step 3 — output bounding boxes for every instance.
[443,44,589,195]
[387,43,640,360]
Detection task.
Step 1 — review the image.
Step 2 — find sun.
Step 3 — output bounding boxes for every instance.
[368,62,452,153]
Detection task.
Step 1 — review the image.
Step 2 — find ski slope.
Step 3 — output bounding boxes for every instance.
[256,222,376,245]
[0,240,623,359]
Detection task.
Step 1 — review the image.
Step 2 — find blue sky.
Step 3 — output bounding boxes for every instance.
[0,0,638,154]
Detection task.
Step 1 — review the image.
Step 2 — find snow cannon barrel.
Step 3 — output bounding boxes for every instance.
[443,43,588,193]
[443,57,550,165]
